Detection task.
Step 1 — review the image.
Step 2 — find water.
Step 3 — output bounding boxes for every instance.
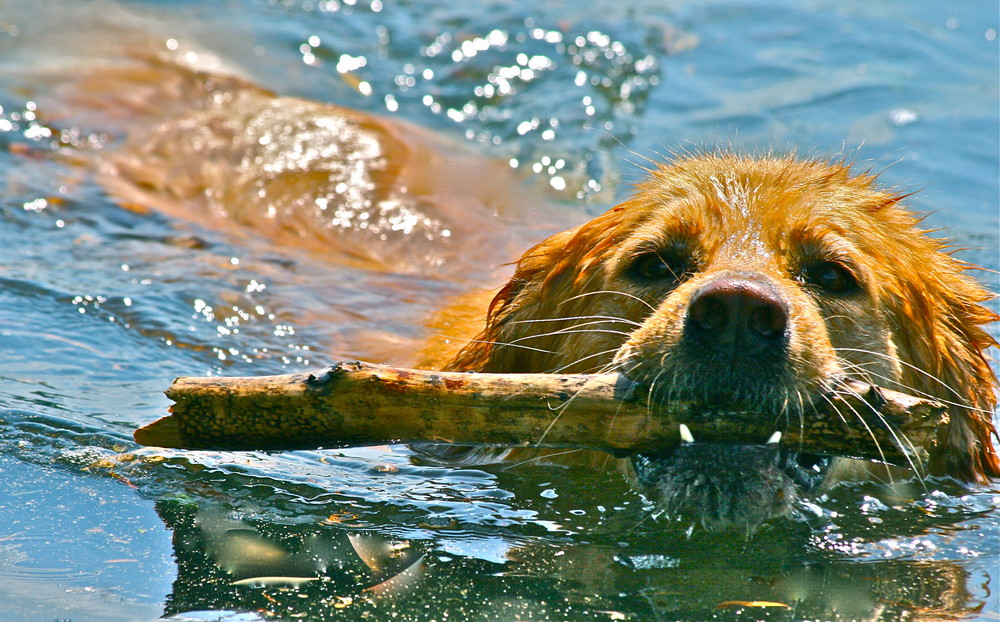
[0,0,997,620]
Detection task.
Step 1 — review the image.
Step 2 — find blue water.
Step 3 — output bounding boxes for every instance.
[0,1,997,620]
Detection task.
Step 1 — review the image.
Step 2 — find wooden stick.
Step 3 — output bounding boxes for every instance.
[135,361,948,468]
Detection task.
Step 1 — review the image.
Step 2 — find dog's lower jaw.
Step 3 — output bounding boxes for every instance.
[631,443,833,532]
[631,444,793,532]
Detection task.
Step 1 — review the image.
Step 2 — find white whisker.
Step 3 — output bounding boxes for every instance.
[815,389,900,486]
[501,448,586,470]
[550,348,623,374]
[509,327,633,345]
[508,314,643,328]
[532,357,628,449]
[434,335,557,355]
[829,382,927,487]
[836,347,992,415]
[561,290,657,312]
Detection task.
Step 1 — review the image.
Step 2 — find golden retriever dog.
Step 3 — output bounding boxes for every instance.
[430,153,1000,529]
[22,21,997,531]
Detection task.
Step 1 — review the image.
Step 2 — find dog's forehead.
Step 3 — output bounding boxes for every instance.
[635,162,874,257]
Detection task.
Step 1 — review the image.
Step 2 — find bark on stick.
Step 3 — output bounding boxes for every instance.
[134,361,948,469]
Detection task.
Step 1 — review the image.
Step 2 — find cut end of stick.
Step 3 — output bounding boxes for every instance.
[134,415,183,448]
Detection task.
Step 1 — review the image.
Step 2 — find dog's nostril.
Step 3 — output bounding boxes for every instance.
[689,297,728,332]
[685,278,788,350]
[748,300,787,339]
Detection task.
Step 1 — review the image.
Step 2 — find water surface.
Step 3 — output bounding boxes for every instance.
[0,1,997,620]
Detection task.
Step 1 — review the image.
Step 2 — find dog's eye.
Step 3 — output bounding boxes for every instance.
[628,252,689,284]
[803,261,858,294]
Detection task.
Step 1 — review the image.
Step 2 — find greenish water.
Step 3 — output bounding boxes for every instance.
[0,1,997,620]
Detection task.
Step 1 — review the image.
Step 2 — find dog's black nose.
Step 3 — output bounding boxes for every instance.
[685,276,788,354]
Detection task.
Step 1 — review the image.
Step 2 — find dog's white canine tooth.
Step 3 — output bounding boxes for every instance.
[679,423,695,444]
[766,431,782,445]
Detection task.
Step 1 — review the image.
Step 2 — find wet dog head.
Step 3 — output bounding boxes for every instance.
[449,153,999,529]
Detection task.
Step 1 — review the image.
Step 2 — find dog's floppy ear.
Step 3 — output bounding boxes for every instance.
[446,203,640,373]
[909,276,998,482]
[882,240,999,482]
